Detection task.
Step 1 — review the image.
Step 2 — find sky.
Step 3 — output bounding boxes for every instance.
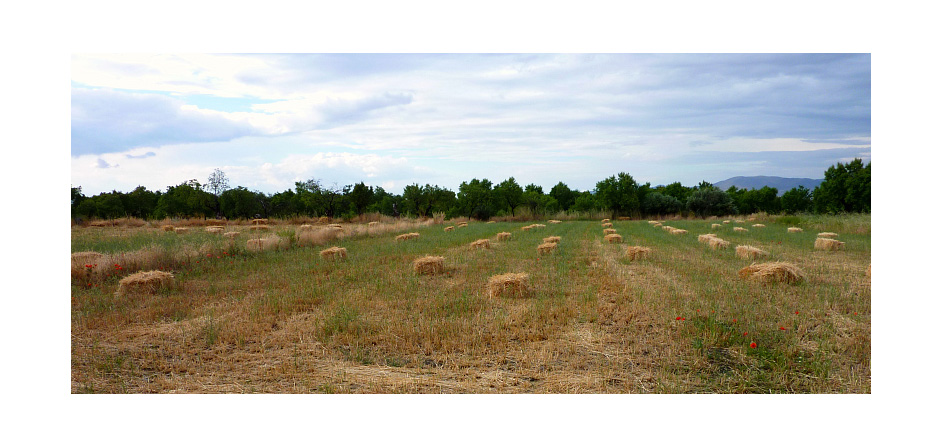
[71,53,871,196]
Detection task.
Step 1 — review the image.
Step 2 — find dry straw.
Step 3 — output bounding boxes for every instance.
[249,225,271,231]
[496,232,512,241]
[413,256,445,275]
[548,220,561,224]
[247,235,283,251]
[319,246,348,260]
[537,242,557,254]
[733,227,748,232]
[601,218,610,223]
[712,223,722,229]
[162,225,175,232]
[787,227,803,233]
[814,238,845,251]
[653,222,663,227]
[521,225,534,231]
[368,221,379,227]
[470,239,491,249]
[723,220,731,224]
[708,237,730,250]
[543,236,561,243]
[223,231,240,238]
[625,246,652,261]
[444,226,455,232]
[604,234,623,244]
[752,223,766,228]
[298,224,313,232]
[818,232,839,238]
[602,222,613,228]
[487,273,530,298]
[252,218,268,225]
[396,232,420,241]
[603,228,617,235]
[738,262,805,284]
[669,228,688,235]
[318,216,330,224]
[736,245,769,260]
[173,227,190,234]
[458,222,468,228]
[661,225,674,231]
[698,234,717,243]
[115,270,175,297]
[648,220,659,225]
[206,226,224,234]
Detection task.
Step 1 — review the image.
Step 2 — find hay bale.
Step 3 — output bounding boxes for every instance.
[698,234,717,243]
[648,220,659,225]
[603,228,617,235]
[249,225,270,232]
[368,221,380,227]
[818,232,839,238]
[223,231,240,238]
[711,223,721,229]
[319,246,347,260]
[653,222,663,227]
[395,232,420,241]
[602,222,613,228]
[733,227,748,232]
[298,224,314,232]
[814,238,845,251]
[470,239,491,249]
[548,220,562,224]
[444,226,455,232]
[496,232,512,241]
[723,220,731,224]
[537,242,557,254]
[543,236,561,244]
[115,270,175,296]
[487,273,530,298]
[625,246,652,261]
[521,225,534,231]
[736,245,769,260]
[708,238,730,250]
[247,235,283,251]
[661,226,674,231]
[206,226,224,234]
[251,218,268,225]
[601,218,610,223]
[604,234,623,244]
[173,227,190,234]
[787,227,803,233]
[413,256,445,275]
[162,225,175,232]
[738,262,805,284]
[752,224,765,228]
[669,228,688,235]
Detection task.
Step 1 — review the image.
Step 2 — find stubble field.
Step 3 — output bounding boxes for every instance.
[71,214,870,393]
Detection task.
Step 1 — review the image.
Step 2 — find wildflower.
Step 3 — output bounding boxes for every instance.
[750,342,757,349]
[207,253,213,257]
[733,319,737,323]
[795,311,799,315]
[743,332,748,336]
[675,317,682,321]
[779,327,786,331]
[84,264,93,268]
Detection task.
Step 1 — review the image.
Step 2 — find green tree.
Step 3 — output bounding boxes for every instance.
[571,191,600,212]
[206,168,230,197]
[348,182,374,216]
[595,172,642,218]
[155,180,216,218]
[549,182,577,211]
[659,181,692,203]
[71,186,86,219]
[456,178,494,220]
[687,188,737,217]
[219,186,262,219]
[781,186,813,214]
[125,186,159,218]
[494,177,525,217]
[643,192,683,216]
[813,159,871,213]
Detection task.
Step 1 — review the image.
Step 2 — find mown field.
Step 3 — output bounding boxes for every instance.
[71,214,870,393]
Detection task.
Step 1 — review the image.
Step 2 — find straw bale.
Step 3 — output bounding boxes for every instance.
[603,228,617,235]
[223,231,240,238]
[396,232,420,241]
[413,256,445,275]
[669,228,688,235]
[698,234,717,243]
[604,234,623,244]
[548,220,562,224]
[487,273,530,298]
[817,232,839,238]
[470,239,491,249]
[752,224,765,228]
[814,238,845,251]
[249,225,270,231]
[787,227,803,233]
[711,223,721,229]
[653,222,663,227]
[173,227,190,234]
[247,235,283,251]
[708,238,730,250]
[602,222,613,228]
[319,246,348,260]
[736,245,769,260]
[251,218,268,225]
[738,262,805,284]
[318,216,330,223]
[601,219,610,223]
[543,236,561,244]
[733,227,748,232]
[115,270,175,296]
[648,221,659,225]
[537,242,557,254]
[206,226,224,234]
[162,225,175,232]
[496,232,512,241]
[661,226,674,231]
[625,246,652,261]
[298,224,314,232]
[723,220,731,224]
[368,221,379,227]
[444,226,455,232]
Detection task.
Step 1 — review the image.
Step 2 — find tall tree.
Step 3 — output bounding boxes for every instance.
[813,159,871,213]
[549,182,577,211]
[687,188,737,217]
[348,182,374,216]
[206,168,230,197]
[494,177,524,217]
[781,186,813,214]
[456,178,494,220]
[595,172,642,218]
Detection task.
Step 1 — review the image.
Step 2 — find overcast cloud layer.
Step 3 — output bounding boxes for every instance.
[71,53,870,195]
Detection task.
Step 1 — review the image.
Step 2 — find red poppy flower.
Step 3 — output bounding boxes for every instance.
[207,253,212,257]
[733,319,737,323]
[750,342,757,349]
[779,327,786,330]
[675,317,682,320]
[87,283,92,287]
[743,332,748,336]
[696,309,700,313]
[795,311,799,315]
[85,264,92,268]
[682,317,686,321]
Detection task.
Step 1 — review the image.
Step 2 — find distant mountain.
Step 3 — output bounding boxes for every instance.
[713,176,823,195]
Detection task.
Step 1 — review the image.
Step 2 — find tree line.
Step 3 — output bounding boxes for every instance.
[71,159,871,221]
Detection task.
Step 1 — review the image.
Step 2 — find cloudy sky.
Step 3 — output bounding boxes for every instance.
[71,53,870,195]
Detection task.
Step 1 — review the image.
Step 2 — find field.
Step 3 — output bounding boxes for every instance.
[71,214,870,393]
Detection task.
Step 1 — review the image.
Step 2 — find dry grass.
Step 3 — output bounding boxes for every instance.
[251,218,268,225]
[698,234,717,243]
[723,220,731,224]
[604,234,622,244]
[470,239,491,249]
[603,228,617,235]
[487,273,530,298]
[162,225,175,232]
[173,227,190,234]
[788,227,803,233]
[319,246,348,260]
[543,236,561,244]
[735,245,769,260]
[537,242,557,254]
[648,220,659,225]
[814,238,845,251]
[368,222,379,227]
[413,256,445,275]
[115,270,175,296]
[396,232,420,241]
[206,226,224,234]
[669,228,688,235]
[752,224,765,228]
[602,222,613,228]
[738,262,805,284]
[297,227,344,247]
[708,237,730,250]
[601,218,610,223]
[548,220,562,224]
[653,222,663,227]
[818,232,839,238]
[247,235,284,252]
[733,227,748,232]
[496,232,512,241]
[625,246,652,261]
[457,222,468,228]
[249,225,271,232]
[444,226,455,232]
[712,223,722,229]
